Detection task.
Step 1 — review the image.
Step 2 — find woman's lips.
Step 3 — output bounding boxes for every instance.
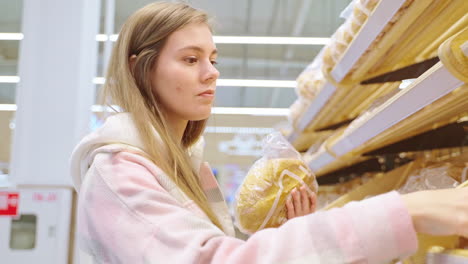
[198,90,215,98]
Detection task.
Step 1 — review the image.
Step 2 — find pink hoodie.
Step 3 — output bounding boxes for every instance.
[70,113,418,263]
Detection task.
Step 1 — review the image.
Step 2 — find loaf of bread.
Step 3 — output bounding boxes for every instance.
[296,71,325,100]
[235,158,318,234]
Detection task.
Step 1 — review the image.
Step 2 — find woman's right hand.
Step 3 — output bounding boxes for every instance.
[402,188,468,237]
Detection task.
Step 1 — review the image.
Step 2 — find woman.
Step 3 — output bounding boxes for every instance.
[70,2,468,263]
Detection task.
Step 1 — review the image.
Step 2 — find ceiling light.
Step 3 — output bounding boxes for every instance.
[0,33,23,40]
[1,76,296,89]
[3,33,329,45]
[96,34,119,41]
[0,76,104,85]
[217,79,296,88]
[92,77,296,88]
[93,77,105,84]
[213,36,330,45]
[95,34,108,41]
[109,35,119,41]
[211,107,289,116]
[96,34,329,45]
[204,126,275,134]
[0,76,20,83]
[0,104,17,111]
[91,106,289,116]
[0,104,289,117]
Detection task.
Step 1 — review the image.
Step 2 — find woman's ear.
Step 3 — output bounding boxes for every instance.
[129,54,137,73]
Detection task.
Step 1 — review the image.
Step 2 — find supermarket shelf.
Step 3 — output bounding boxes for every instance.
[365,120,468,156]
[308,146,336,172]
[308,62,465,173]
[290,1,467,174]
[287,82,336,142]
[292,130,334,152]
[315,118,354,132]
[427,252,468,264]
[361,57,439,84]
[316,156,413,185]
[312,120,468,179]
[288,80,401,147]
[324,0,467,85]
[331,63,464,157]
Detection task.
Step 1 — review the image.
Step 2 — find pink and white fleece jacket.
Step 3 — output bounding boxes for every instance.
[70,113,418,264]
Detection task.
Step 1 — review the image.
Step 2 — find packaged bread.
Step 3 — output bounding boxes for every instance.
[235,132,318,234]
[296,70,325,100]
[295,49,326,100]
[323,0,380,72]
[398,157,468,194]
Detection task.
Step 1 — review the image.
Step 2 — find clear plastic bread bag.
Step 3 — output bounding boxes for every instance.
[234,132,318,234]
[398,164,462,194]
[295,48,326,100]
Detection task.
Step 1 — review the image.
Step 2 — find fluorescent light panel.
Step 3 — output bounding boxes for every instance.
[0,76,20,83]
[93,77,105,84]
[0,33,23,40]
[99,34,328,45]
[213,36,330,45]
[3,76,296,88]
[95,77,295,88]
[204,126,275,134]
[0,104,17,111]
[90,106,288,116]
[1,33,328,45]
[92,106,289,116]
[0,104,289,116]
[217,79,295,88]
[211,107,289,116]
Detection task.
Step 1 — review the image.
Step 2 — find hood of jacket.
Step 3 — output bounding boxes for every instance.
[69,113,204,192]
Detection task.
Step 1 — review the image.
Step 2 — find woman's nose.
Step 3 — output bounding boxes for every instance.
[202,61,220,83]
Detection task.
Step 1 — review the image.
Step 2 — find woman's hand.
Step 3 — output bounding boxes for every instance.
[402,188,468,237]
[286,184,317,220]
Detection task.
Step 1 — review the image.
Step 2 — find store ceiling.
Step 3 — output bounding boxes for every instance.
[0,0,351,108]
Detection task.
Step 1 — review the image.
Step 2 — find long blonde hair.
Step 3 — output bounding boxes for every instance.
[101,2,222,230]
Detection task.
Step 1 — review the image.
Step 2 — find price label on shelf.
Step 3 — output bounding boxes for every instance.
[33,192,58,202]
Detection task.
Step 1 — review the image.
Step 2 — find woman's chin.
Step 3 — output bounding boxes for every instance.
[186,108,212,121]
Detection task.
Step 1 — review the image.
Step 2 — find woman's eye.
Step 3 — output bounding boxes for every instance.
[185,57,198,64]
[211,60,218,65]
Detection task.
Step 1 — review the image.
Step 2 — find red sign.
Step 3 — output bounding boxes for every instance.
[0,192,19,217]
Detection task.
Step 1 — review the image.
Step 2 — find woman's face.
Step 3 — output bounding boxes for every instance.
[151,23,219,122]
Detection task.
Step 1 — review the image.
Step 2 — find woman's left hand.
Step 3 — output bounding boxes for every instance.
[286,184,317,220]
